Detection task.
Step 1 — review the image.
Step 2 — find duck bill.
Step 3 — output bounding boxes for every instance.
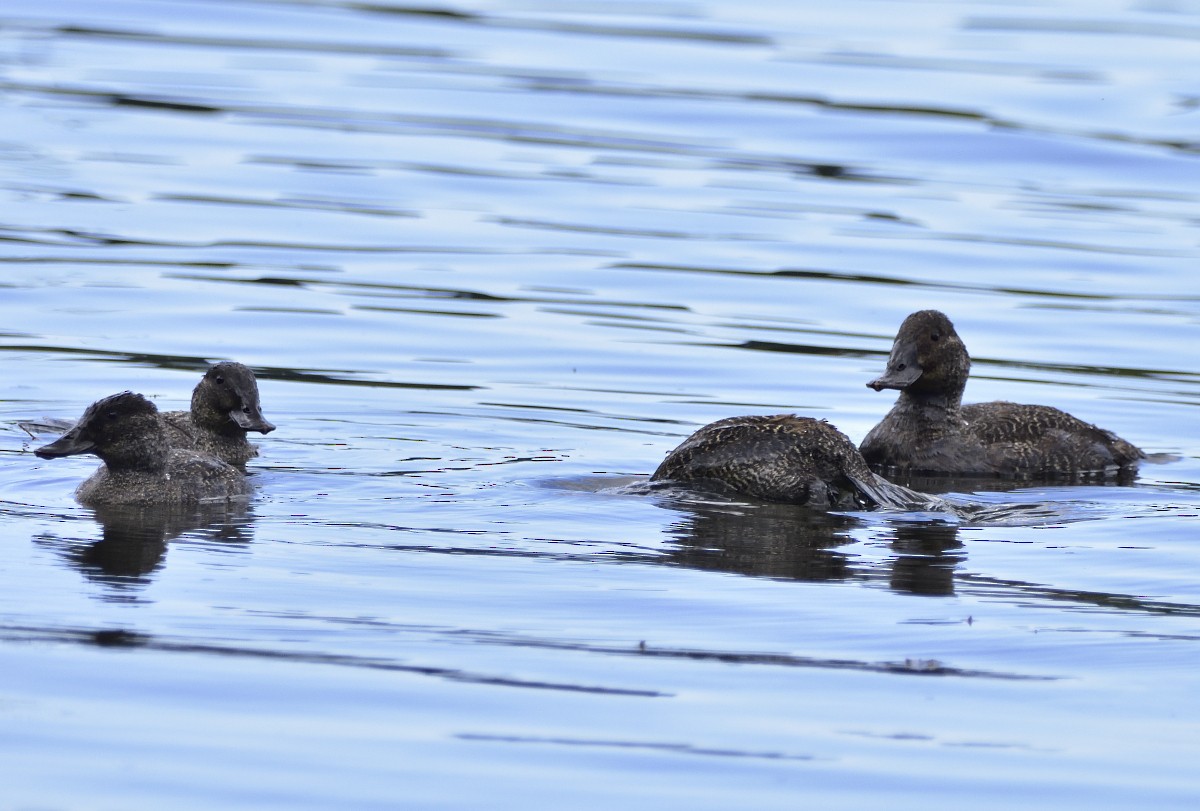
[230,406,275,434]
[867,344,923,391]
[34,426,95,459]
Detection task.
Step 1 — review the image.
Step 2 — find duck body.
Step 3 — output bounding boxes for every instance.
[35,391,252,507]
[860,310,1143,479]
[651,414,941,510]
[162,362,275,467]
[72,450,252,507]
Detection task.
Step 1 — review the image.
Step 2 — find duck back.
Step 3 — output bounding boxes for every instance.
[652,414,937,509]
[961,401,1144,476]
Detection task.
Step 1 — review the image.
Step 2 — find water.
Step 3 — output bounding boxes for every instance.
[2,0,1199,807]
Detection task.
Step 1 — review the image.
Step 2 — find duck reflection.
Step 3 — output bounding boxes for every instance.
[885,522,964,596]
[35,500,253,599]
[658,495,859,581]
[658,494,964,595]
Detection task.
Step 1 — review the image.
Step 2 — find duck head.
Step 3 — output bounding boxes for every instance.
[36,391,168,471]
[867,310,970,404]
[193,362,276,435]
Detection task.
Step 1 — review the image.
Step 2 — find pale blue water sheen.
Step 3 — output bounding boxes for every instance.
[1,0,1199,808]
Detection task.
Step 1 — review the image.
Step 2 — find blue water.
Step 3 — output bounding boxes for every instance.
[2,0,1199,808]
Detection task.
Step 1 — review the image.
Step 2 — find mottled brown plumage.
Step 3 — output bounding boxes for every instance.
[652,414,942,509]
[162,362,275,467]
[35,392,252,507]
[861,310,1143,478]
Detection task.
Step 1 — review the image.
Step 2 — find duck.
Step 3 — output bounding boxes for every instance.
[860,309,1143,478]
[35,391,252,507]
[650,413,945,510]
[161,362,275,467]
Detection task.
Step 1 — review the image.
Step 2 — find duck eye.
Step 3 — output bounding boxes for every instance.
[242,406,251,413]
[931,333,941,342]
[896,363,907,371]
[215,376,225,385]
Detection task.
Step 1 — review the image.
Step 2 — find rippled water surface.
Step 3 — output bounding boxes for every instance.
[2,0,1199,808]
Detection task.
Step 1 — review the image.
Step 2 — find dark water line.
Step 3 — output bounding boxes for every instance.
[455,732,817,761]
[518,76,1200,155]
[610,263,1200,303]
[958,574,1200,617]
[52,23,454,58]
[0,346,479,391]
[473,634,1059,681]
[0,222,572,254]
[0,624,669,697]
[153,193,419,218]
[0,257,241,270]
[334,2,773,46]
[964,15,1200,41]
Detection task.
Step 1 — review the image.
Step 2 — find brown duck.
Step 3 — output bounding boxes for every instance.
[860,310,1143,478]
[35,391,252,507]
[651,414,944,510]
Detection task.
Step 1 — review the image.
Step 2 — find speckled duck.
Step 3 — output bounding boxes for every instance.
[651,413,944,510]
[162,362,275,467]
[35,391,252,507]
[860,310,1143,478]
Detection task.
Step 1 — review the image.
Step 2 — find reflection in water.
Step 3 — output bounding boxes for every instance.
[660,497,858,581]
[653,483,1200,612]
[657,492,966,595]
[34,500,253,599]
[886,522,964,597]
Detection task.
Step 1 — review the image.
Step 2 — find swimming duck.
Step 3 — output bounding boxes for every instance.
[162,362,275,467]
[651,414,944,510]
[35,391,252,506]
[860,309,1143,478]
